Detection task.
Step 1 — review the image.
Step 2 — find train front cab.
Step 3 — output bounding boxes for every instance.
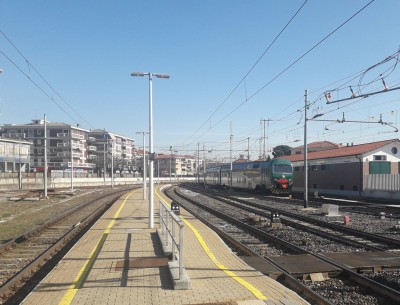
[271,159,293,194]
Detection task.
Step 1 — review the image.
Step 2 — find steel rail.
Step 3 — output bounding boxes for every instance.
[165,187,332,305]
[0,187,135,301]
[173,185,400,303]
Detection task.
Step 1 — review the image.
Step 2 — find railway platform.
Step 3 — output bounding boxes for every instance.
[21,186,309,305]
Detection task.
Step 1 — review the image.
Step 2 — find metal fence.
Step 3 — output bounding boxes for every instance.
[364,174,400,191]
[159,199,184,280]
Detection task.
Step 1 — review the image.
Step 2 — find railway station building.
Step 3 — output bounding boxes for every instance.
[0,137,31,173]
[283,139,400,199]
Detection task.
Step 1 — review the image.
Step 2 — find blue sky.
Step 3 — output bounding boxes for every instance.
[1,1,400,161]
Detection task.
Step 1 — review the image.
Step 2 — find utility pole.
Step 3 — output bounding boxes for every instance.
[247,137,250,161]
[230,122,233,189]
[137,132,148,199]
[203,144,206,180]
[18,138,22,189]
[44,114,47,196]
[260,118,270,160]
[304,90,308,208]
[197,143,200,183]
[170,146,173,183]
[70,136,74,192]
[103,142,106,185]
[110,140,114,188]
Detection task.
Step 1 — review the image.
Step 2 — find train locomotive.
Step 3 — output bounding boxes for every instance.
[203,158,293,194]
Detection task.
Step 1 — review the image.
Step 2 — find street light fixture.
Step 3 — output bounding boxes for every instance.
[131,71,169,228]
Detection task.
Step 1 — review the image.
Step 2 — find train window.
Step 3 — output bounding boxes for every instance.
[273,164,292,173]
[340,185,344,190]
[311,165,318,171]
[294,167,300,172]
[321,164,327,170]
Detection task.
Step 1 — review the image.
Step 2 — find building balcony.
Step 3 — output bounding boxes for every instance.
[88,146,97,151]
[66,162,95,168]
[56,133,70,138]
[4,132,27,139]
[71,133,84,140]
[88,154,97,160]
[57,152,70,157]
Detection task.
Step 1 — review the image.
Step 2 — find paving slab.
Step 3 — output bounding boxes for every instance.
[21,187,309,305]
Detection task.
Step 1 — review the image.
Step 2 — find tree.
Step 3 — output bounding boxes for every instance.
[272,145,291,158]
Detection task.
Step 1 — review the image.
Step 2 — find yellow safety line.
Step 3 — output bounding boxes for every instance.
[58,191,134,305]
[155,188,267,300]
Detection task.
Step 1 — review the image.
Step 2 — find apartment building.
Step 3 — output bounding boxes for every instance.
[88,129,135,174]
[1,119,92,171]
[156,154,197,177]
[0,120,135,174]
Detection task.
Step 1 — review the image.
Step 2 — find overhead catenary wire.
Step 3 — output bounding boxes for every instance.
[0,48,80,125]
[0,29,94,128]
[182,0,376,151]
[180,0,309,146]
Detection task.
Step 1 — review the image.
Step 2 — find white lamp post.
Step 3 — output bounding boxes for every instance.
[131,72,169,228]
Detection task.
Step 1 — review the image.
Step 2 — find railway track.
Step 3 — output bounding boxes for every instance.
[166,185,400,305]
[185,183,400,248]
[0,186,135,304]
[289,192,400,219]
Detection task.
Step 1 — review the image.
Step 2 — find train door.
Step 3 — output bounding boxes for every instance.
[261,167,267,189]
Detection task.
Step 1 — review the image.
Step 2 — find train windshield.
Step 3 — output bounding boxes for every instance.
[272,164,292,174]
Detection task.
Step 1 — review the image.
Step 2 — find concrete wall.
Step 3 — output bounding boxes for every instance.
[294,174,400,200]
[0,176,196,190]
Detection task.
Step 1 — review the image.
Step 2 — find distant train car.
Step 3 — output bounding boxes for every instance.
[204,158,293,194]
[204,165,221,186]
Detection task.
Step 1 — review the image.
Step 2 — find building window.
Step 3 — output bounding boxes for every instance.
[373,155,387,161]
[391,147,398,154]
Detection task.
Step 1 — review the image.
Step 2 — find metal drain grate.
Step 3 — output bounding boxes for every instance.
[114,257,169,271]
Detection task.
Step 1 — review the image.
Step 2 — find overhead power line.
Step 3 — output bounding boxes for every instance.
[182,0,376,148]
[180,0,309,145]
[0,30,93,128]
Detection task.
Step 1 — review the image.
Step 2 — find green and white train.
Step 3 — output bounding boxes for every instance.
[204,158,293,194]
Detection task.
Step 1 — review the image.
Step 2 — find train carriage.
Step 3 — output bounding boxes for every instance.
[204,158,293,194]
[203,166,221,186]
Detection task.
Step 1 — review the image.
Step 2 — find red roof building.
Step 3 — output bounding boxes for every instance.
[282,139,400,199]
